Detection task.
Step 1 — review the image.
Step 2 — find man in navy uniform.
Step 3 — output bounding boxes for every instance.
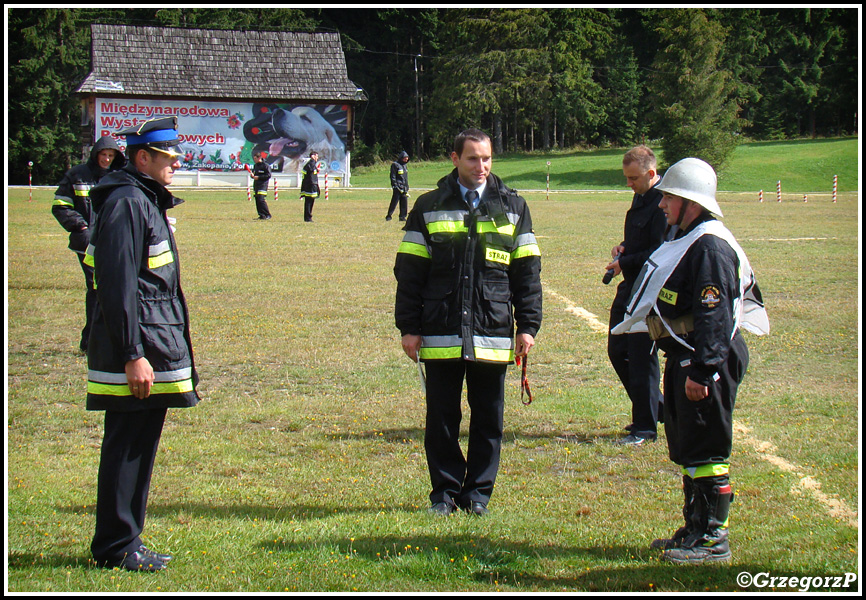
[86,117,201,572]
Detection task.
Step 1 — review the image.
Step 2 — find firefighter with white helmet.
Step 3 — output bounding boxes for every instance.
[613,157,769,564]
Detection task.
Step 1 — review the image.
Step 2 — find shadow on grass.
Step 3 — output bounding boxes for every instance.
[335,426,620,446]
[256,531,856,592]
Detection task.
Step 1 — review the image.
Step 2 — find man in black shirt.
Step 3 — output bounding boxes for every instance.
[606,146,667,445]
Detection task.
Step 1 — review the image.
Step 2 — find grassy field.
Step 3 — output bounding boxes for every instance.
[350,137,860,195]
[5,140,860,592]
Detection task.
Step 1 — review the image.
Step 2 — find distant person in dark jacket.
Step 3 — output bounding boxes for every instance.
[386,151,410,221]
[300,151,320,222]
[52,135,125,352]
[251,151,272,220]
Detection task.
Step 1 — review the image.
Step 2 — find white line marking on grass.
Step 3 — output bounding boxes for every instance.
[545,286,608,333]
[547,285,858,528]
[733,422,858,528]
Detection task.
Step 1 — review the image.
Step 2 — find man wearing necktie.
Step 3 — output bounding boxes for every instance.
[394,129,543,517]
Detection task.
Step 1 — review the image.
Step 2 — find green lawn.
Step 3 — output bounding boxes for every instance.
[350,137,859,195]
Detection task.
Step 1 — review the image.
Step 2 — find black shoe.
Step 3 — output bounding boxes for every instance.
[428,502,456,516]
[399,217,407,222]
[624,423,634,432]
[462,501,489,516]
[385,215,392,221]
[139,545,172,564]
[101,550,167,572]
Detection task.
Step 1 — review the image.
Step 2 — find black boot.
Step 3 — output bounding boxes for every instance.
[651,475,694,549]
[663,476,733,564]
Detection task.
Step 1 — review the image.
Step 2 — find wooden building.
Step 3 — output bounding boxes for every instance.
[75,23,367,185]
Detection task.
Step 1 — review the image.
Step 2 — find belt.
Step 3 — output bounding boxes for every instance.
[646,314,694,341]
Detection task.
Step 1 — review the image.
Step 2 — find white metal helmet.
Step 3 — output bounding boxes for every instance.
[657,157,723,218]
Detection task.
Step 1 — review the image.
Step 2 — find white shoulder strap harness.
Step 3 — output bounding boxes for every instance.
[611,220,769,351]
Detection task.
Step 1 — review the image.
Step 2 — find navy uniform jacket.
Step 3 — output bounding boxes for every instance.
[85,165,200,411]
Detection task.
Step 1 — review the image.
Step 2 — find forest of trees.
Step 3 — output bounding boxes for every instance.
[7,7,859,185]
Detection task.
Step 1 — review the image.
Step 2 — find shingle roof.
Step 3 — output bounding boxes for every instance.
[76,24,366,102]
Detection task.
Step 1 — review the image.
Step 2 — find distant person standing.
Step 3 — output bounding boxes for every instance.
[300,151,320,222]
[386,151,410,221]
[251,151,272,220]
[606,146,667,445]
[52,135,126,352]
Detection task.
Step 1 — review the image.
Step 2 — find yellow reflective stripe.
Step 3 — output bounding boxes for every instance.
[420,346,462,360]
[148,252,174,269]
[512,243,541,259]
[485,247,511,265]
[87,378,194,396]
[398,241,431,259]
[477,221,515,236]
[659,287,678,305]
[683,464,730,478]
[53,197,75,207]
[475,347,513,362]
[83,245,95,268]
[427,220,468,234]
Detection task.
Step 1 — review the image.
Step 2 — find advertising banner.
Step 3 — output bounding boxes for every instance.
[96,99,349,173]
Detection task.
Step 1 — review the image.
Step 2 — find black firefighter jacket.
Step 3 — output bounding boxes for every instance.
[653,214,745,388]
[52,136,126,254]
[84,164,200,411]
[394,170,542,364]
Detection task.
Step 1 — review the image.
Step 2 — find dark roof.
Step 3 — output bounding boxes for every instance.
[76,24,366,102]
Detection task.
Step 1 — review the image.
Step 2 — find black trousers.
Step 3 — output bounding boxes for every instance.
[254,189,271,218]
[77,253,97,352]
[386,189,408,220]
[663,332,748,467]
[303,194,316,221]
[423,361,507,508]
[91,408,167,563]
[608,306,663,437]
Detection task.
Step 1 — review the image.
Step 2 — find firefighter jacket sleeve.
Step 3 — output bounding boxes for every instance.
[92,192,149,363]
[509,200,543,337]
[393,207,430,336]
[53,165,94,253]
[687,237,741,386]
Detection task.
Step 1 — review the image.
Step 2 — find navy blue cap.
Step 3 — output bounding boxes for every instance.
[120,117,184,159]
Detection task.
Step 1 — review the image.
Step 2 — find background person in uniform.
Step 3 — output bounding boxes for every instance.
[52,135,125,352]
[612,157,768,565]
[251,151,272,220]
[606,145,667,445]
[85,117,201,572]
[394,129,542,517]
[386,150,410,221]
[300,150,320,222]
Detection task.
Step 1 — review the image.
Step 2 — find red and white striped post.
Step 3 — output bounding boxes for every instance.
[777,180,782,202]
[28,161,33,202]
[759,189,763,203]
[833,175,837,203]
[324,172,329,201]
[546,161,550,201]
[274,178,278,202]
[803,193,808,203]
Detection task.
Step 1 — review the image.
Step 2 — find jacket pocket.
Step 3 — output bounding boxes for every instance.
[139,298,187,363]
[480,278,513,334]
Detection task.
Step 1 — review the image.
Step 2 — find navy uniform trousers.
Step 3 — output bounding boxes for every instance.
[91,408,167,563]
[423,360,507,508]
